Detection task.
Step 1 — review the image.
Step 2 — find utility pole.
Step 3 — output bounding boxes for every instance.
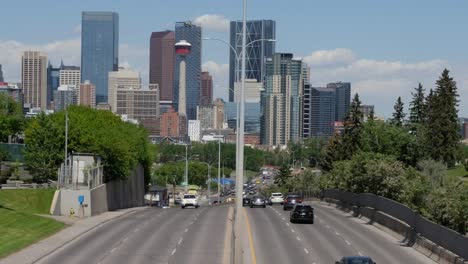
[217,140,221,203]
[184,143,189,193]
[62,110,68,189]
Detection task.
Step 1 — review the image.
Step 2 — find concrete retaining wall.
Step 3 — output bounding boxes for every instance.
[323,198,468,264]
[60,189,91,217]
[90,184,108,215]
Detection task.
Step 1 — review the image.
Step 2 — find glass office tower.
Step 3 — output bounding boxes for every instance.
[81,11,119,104]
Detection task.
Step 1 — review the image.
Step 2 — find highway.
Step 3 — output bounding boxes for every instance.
[35,201,438,264]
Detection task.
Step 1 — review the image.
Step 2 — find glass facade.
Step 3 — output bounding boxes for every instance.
[47,63,60,106]
[327,82,350,122]
[229,20,275,102]
[225,102,260,134]
[310,87,336,137]
[81,12,119,104]
[173,22,201,120]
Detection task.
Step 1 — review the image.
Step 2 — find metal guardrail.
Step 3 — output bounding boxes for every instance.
[321,189,468,260]
[0,182,55,189]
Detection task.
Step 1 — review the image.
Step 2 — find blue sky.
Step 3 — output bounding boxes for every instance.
[1,0,467,117]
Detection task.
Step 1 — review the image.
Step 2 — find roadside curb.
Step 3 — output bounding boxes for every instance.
[223,205,234,264]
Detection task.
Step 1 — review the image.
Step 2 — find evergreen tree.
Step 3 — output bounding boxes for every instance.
[368,108,375,121]
[409,83,426,125]
[425,69,460,167]
[339,93,364,158]
[391,96,406,127]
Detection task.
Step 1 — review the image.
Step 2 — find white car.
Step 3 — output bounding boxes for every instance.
[269,193,284,205]
[181,194,199,209]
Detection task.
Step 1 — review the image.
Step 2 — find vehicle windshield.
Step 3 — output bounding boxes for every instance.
[271,193,282,197]
[294,205,312,212]
[184,195,196,199]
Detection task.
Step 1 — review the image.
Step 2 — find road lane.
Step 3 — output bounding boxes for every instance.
[169,205,230,264]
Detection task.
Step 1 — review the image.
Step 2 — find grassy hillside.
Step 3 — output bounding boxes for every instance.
[0,189,65,258]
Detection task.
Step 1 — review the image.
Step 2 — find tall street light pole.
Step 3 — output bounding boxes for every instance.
[184,143,189,193]
[200,161,212,206]
[217,140,221,203]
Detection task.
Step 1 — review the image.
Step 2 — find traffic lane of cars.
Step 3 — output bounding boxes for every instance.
[245,206,316,264]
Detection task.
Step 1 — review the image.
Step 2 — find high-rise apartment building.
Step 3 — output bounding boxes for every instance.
[327,82,351,121]
[188,120,201,142]
[54,85,77,111]
[229,19,275,102]
[200,71,213,106]
[60,65,81,87]
[0,64,4,82]
[309,87,336,137]
[302,83,312,138]
[77,81,96,107]
[47,62,60,107]
[173,21,201,120]
[81,11,119,104]
[22,51,47,110]
[115,84,160,121]
[108,69,141,111]
[261,53,303,146]
[234,79,263,103]
[149,31,175,102]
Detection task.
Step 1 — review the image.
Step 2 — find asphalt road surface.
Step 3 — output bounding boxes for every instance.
[37,201,438,264]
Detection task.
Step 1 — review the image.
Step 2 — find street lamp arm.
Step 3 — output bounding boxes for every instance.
[203,37,239,62]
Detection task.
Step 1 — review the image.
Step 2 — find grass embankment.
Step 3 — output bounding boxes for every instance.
[0,189,65,258]
[447,165,468,182]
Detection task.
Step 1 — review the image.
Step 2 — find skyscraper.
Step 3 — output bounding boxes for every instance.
[261,53,303,146]
[81,11,119,104]
[60,65,81,87]
[200,71,213,106]
[22,51,47,110]
[47,62,60,107]
[309,87,336,137]
[149,31,175,102]
[77,81,96,108]
[173,21,201,120]
[229,19,275,102]
[0,64,4,82]
[327,82,351,121]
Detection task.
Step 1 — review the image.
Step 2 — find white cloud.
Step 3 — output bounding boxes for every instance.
[202,61,229,99]
[193,14,230,32]
[74,24,81,34]
[303,48,357,66]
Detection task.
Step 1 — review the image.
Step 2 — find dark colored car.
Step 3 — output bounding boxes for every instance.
[336,256,376,264]
[250,196,266,208]
[283,194,302,211]
[242,197,251,206]
[290,204,314,223]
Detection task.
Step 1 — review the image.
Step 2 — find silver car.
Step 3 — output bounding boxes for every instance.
[250,196,266,208]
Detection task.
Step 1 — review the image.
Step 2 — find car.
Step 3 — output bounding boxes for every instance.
[243,196,251,206]
[181,194,199,209]
[250,196,266,208]
[335,256,376,264]
[290,204,314,223]
[269,192,284,205]
[283,194,302,210]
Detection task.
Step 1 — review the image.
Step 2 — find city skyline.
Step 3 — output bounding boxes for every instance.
[0,0,467,117]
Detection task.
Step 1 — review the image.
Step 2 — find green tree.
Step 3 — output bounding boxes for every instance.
[409,83,426,128]
[425,69,460,167]
[338,93,363,159]
[275,163,291,187]
[0,93,24,142]
[391,96,406,127]
[417,159,447,188]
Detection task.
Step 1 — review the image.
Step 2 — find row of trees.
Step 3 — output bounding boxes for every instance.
[0,93,24,143]
[24,106,154,183]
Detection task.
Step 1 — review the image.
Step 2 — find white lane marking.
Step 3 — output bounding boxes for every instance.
[122,237,128,243]
[335,231,340,236]
[325,225,330,229]
[304,248,309,254]
[296,236,301,241]
[185,228,189,233]
[291,229,295,233]
[282,217,285,221]
[178,238,183,245]
[171,248,177,256]
[286,223,290,226]
[345,240,351,246]
[111,247,117,253]
[358,251,363,256]
[134,228,140,233]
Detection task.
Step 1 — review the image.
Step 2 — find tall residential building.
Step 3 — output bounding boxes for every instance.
[149,31,175,102]
[160,107,186,137]
[327,82,351,121]
[234,79,263,103]
[173,21,201,120]
[47,62,60,107]
[197,105,214,129]
[54,85,77,111]
[213,98,225,130]
[261,53,303,146]
[310,87,336,137]
[229,19,276,102]
[302,83,312,138]
[302,63,311,84]
[22,51,47,110]
[188,120,201,142]
[77,81,96,107]
[108,69,141,111]
[60,65,81,87]
[0,64,4,82]
[114,84,160,121]
[81,11,119,104]
[200,71,213,106]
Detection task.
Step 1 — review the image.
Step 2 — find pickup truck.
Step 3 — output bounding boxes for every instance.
[181,194,199,209]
